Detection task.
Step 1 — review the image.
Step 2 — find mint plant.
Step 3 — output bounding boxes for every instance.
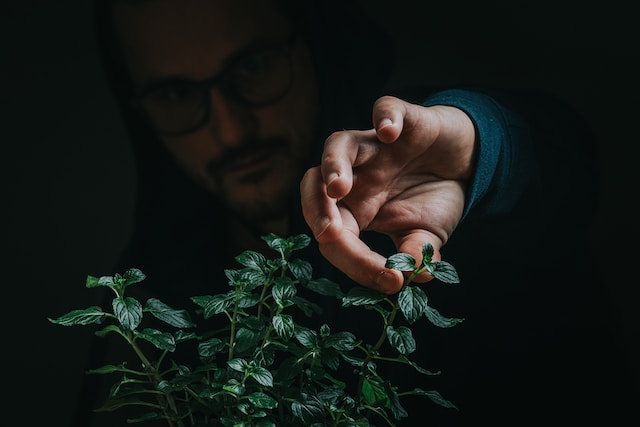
[50,233,463,426]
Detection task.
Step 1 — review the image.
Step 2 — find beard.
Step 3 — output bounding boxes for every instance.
[204,136,306,227]
[222,181,291,225]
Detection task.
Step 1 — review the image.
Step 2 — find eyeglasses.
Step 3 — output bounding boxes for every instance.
[131,36,296,136]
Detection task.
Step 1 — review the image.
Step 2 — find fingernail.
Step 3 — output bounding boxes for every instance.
[378,118,392,129]
[326,172,339,187]
[375,270,400,294]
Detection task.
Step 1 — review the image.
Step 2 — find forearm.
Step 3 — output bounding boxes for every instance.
[421,88,538,220]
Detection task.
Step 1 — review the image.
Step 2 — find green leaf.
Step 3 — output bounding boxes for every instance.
[94,275,116,288]
[304,278,344,298]
[248,392,278,409]
[384,381,408,420]
[292,295,323,317]
[124,412,163,422]
[272,277,296,308]
[431,261,460,284]
[122,268,146,288]
[386,325,416,355]
[104,376,147,399]
[235,250,266,270]
[273,357,303,381]
[145,298,195,328]
[342,286,386,307]
[227,358,248,372]
[321,351,341,371]
[272,314,295,340]
[385,253,416,271]
[341,353,366,368]
[134,328,176,352]
[112,296,142,331]
[263,233,310,255]
[249,366,273,387]
[48,306,106,326]
[85,275,100,288]
[267,258,287,271]
[295,328,318,349]
[398,285,428,324]
[237,268,267,290]
[223,378,246,396]
[235,327,264,354]
[219,417,242,427]
[254,345,276,367]
[319,323,330,338]
[198,337,226,361]
[174,329,199,343]
[424,305,464,328]
[396,355,441,375]
[237,291,261,308]
[225,268,246,286]
[157,379,187,393]
[362,378,387,406]
[324,331,359,351]
[239,315,264,330]
[86,363,129,375]
[236,401,251,416]
[291,393,325,423]
[289,234,311,251]
[317,387,350,407]
[306,364,325,382]
[94,324,123,338]
[288,258,312,282]
[262,233,288,253]
[191,293,235,318]
[421,242,435,263]
[412,388,458,409]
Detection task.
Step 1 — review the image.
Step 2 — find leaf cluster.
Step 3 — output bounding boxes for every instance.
[49,234,463,426]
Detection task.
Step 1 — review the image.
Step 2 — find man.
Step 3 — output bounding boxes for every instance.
[77,0,637,425]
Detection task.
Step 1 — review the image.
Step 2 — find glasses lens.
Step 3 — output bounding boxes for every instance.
[229,47,292,106]
[140,82,207,135]
[136,41,294,135]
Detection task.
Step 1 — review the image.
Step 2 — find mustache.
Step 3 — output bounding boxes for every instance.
[206,138,289,177]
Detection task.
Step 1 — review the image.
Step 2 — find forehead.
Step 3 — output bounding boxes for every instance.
[112,0,293,83]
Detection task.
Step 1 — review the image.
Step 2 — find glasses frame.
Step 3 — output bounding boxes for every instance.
[130,33,298,136]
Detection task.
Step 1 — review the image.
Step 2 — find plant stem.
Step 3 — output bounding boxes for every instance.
[354,295,401,405]
[129,335,184,427]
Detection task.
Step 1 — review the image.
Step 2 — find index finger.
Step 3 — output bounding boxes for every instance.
[320,129,377,200]
[317,228,405,294]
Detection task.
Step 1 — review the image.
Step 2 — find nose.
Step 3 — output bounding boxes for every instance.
[207,88,256,146]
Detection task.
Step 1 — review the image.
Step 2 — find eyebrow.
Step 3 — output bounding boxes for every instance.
[137,34,295,97]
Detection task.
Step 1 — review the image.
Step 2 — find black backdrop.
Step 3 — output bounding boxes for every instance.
[2,1,638,425]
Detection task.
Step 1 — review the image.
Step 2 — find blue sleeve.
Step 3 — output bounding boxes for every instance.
[421,89,538,219]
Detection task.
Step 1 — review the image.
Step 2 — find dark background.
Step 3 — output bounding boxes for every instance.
[2,1,638,425]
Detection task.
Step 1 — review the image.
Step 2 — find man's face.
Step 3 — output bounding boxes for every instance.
[113,0,319,223]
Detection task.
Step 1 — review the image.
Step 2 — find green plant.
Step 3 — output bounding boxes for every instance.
[50,233,463,426]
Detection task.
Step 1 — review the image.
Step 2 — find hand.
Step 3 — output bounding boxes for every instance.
[300,95,477,294]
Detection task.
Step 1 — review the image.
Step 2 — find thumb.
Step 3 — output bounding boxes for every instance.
[372,96,407,144]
